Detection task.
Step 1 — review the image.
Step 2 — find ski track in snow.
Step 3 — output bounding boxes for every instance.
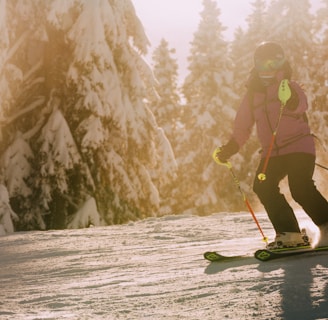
[1,212,328,320]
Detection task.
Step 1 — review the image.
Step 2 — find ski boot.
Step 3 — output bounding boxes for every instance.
[267,229,311,250]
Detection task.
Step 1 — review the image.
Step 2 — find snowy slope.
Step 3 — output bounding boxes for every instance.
[1,211,328,320]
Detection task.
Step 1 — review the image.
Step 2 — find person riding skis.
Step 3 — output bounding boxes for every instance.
[215,41,328,249]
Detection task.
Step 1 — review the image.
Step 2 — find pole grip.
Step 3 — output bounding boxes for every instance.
[212,147,232,168]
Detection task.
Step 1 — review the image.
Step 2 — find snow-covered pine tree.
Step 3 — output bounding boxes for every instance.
[0,4,16,234]
[0,0,177,230]
[0,0,92,230]
[180,0,240,214]
[148,38,180,215]
[0,0,51,230]
[61,0,176,224]
[150,39,181,146]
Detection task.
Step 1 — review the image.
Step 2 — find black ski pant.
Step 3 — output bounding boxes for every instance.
[253,153,328,234]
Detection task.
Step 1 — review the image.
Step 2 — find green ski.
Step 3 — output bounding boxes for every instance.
[204,246,328,263]
[254,245,328,261]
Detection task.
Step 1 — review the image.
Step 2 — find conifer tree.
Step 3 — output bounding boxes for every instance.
[151,39,181,146]
[0,0,176,230]
[149,38,180,214]
[180,0,240,213]
[0,0,52,230]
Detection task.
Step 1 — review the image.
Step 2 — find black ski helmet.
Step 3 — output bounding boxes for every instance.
[254,42,285,72]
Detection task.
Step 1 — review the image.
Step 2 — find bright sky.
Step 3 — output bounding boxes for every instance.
[132,0,252,80]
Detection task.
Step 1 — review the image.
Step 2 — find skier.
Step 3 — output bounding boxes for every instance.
[215,41,328,249]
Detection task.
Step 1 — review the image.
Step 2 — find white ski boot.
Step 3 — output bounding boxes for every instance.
[267,229,311,250]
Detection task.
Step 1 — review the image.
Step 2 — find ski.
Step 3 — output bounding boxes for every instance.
[204,245,328,263]
[203,251,247,262]
[254,245,328,261]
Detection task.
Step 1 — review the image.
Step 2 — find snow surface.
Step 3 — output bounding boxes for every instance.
[1,211,328,320]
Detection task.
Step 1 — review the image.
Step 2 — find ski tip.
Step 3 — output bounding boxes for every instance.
[254,249,273,262]
[203,251,225,262]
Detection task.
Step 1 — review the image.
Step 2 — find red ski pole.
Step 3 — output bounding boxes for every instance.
[212,148,268,244]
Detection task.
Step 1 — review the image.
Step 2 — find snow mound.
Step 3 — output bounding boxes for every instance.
[67,197,101,229]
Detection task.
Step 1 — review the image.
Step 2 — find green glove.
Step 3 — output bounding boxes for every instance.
[278,79,292,106]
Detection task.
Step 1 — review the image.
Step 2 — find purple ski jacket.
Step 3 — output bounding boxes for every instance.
[231,70,315,158]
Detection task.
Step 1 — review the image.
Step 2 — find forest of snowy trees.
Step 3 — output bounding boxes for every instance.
[0,0,328,233]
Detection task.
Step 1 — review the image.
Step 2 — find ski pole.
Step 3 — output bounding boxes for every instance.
[212,148,268,243]
[257,79,291,181]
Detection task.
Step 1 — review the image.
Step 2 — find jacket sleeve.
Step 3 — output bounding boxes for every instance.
[231,93,255,148]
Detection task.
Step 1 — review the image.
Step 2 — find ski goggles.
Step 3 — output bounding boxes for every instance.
[255,58,285,72]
